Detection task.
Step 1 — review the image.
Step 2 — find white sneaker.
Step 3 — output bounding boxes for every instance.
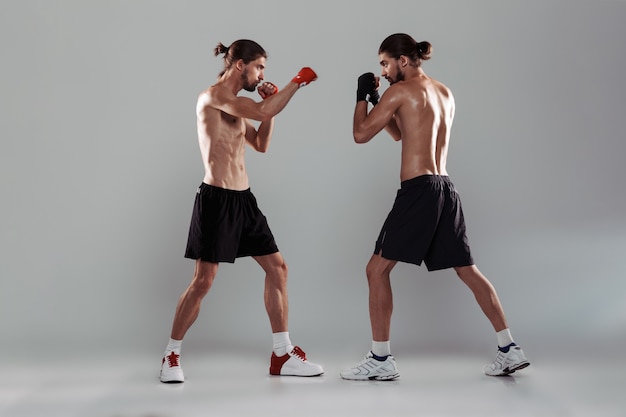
[269,346,324,376]
[160,351,184,383]
[340,351,400,381]
[484,344,530,376]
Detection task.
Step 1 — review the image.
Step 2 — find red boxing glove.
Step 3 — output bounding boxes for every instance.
[257,82,279,100]
[291,67,318,87]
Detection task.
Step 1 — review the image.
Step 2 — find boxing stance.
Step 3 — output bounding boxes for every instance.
[160,39,322,383]
[340,33,529,380]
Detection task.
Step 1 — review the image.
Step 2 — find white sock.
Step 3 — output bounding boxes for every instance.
[496,329,515,347]
[371,340,391,357]
[272,332,293,356]
[165,338,182,355]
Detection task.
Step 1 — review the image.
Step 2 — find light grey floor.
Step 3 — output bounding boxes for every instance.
[3,350,624,417]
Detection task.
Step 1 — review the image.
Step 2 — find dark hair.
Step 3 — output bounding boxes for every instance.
[214,39,267,77]
[378,33,432,66]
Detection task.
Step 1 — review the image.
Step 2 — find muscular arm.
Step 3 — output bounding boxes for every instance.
[353,89,400,144]
[210,82,300,122]
[245,117,275,153]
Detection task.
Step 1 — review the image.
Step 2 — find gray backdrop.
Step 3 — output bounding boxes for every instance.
[2,0,625,361]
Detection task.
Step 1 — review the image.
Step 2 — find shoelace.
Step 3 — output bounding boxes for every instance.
[165,351,180,368]
[356,353,376,367]
[290,346,307,362]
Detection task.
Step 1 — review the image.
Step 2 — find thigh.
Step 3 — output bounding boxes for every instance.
[185,184,242,263]
[237,195,279,258]
[188,259,219,292]
[424,185,473,271]
[375,181,443,265]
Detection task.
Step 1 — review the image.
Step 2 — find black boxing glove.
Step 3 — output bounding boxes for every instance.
[357,72,379,105]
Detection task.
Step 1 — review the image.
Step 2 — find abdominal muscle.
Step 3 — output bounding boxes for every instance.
[200,133,250,191]
[198,107,251,191]
[203,157,249,190]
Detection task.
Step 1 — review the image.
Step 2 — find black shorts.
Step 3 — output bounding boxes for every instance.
[374,175,474,271]
[184,183,279,263]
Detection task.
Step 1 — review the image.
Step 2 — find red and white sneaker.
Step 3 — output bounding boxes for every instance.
[269,346,324,377]
[160,351,184,383]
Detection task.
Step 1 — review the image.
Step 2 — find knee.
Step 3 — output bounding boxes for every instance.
[268,260,288,283]
[454,265,473,281]
[455,265,493,290]
[454,267,469,281]
[277,261,288,281]
[365,261,382,284]
[190,270,216,296]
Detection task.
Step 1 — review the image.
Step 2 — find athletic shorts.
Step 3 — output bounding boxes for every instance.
[374,175,474,271]
[184,183,279,263]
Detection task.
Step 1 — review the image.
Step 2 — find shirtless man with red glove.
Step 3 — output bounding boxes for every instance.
[160,39,322,383]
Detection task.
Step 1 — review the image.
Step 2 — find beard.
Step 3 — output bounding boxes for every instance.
[389,70,404,85]
[241,68,257,92]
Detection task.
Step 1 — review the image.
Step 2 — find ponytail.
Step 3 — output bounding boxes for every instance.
[416,41,432,61]
[214,42,229,57]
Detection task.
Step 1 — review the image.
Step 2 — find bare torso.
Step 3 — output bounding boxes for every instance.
[392,74,453,181]
[196,89,250,190]
[353,69,455,182]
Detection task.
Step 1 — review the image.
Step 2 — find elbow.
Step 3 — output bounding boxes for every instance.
[252,141,269,153]
[353,122,373,143]
[256,139,270,153]
[257,113,273,123]
[353,131,369,144]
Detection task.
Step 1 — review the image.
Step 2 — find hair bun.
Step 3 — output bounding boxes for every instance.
[416,41,432,60]
[214,42,229,57]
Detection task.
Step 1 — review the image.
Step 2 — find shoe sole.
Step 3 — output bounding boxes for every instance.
[508,361,530,374]
[370,372,400,381]
[341,372,400,381]
[160,372,184,383]
[489,361,530,376]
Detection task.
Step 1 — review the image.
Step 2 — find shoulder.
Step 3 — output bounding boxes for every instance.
[203,84,229,103]
[430,79,455,115]
[430,77,453,97]
[438,82,454,107]
[197,84,231,113]
[382,82,410,104]
[196,89,212,115]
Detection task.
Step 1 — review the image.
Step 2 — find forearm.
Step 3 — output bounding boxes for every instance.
[255,118,275,152]
[353,101,371,143]
[257,83,299,120]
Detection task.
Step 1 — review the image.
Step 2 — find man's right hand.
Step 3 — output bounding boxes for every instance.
[258,82,279,100]
[357,72,380,105]
[291,67,318,87]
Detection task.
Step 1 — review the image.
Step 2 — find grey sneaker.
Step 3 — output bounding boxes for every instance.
[340,351,400,381]
[484,343,530,376]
